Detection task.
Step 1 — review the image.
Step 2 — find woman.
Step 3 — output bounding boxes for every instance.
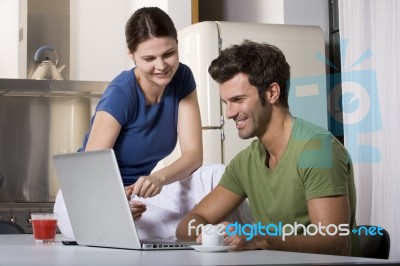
[79,7,202,220]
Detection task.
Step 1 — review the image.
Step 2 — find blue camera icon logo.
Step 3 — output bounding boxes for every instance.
[329,69,382,163]
[289,40,382,164]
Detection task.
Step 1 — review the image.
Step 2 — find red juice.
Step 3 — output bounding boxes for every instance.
[32,219,57,240]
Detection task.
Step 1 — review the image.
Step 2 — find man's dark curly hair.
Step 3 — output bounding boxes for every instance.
[208,40,290,107]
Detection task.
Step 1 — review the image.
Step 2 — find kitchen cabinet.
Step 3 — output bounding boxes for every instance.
[0,0,27,78]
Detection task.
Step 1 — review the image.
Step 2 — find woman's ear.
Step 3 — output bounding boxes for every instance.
[266,82,281,104]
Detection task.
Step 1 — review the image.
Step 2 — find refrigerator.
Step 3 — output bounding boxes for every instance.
[162,21,328,167]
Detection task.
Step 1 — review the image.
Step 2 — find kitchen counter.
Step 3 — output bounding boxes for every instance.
[0,235,397,266]
[0,78,109,96]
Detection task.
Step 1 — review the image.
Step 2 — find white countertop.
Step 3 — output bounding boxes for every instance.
[0,235,396,266]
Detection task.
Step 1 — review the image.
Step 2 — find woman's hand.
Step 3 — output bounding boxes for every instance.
[129,174,165,198]
[128,200,147,221]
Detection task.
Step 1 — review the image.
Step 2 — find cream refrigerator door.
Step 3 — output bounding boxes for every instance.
[157,22,223,168]
[178,22,224,164]
[216,21,327,164]
[202,129,223,164]
[178,21,221,129]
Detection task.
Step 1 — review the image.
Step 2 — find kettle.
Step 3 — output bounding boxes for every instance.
[30,45,66,80]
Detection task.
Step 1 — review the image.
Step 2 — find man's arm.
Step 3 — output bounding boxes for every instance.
[229,195,351,256]
[176,185,245,241]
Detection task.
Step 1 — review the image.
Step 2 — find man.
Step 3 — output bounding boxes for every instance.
[176,40,359,256]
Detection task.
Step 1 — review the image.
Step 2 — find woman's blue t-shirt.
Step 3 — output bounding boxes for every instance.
[80,63,196,185]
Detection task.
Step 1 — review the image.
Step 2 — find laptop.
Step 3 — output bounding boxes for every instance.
[53,149,197,250]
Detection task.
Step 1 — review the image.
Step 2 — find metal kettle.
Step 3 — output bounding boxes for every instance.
[30,45,66,80]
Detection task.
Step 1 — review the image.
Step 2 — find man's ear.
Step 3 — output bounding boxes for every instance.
[266,82,281,104]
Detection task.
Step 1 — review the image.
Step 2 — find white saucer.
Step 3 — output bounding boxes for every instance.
[191,245,235,252]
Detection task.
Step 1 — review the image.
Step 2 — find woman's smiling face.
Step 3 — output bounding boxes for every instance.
[132,37,179,89]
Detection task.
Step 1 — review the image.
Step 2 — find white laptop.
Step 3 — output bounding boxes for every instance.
[53,149,196,250]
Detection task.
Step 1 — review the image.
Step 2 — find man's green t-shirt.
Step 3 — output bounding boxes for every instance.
[219,117,359,256]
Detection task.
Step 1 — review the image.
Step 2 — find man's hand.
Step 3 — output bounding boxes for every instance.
[194,221,258,251]
[223,221,259,251]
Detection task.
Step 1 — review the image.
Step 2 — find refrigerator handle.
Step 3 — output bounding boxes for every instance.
[220,115,225,126]
[220,115,225,141]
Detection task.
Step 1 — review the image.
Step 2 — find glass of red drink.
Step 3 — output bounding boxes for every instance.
[31,213,58,243]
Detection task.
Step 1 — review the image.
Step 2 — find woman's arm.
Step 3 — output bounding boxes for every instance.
[158,89,203,184]
[130,89,203,197]
[85,111,121,151]
[85,111,147,218]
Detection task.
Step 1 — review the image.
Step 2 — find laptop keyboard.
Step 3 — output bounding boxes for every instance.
[141,241,198,250]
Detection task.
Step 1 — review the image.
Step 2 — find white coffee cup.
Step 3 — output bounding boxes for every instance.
[202,224,225,247]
